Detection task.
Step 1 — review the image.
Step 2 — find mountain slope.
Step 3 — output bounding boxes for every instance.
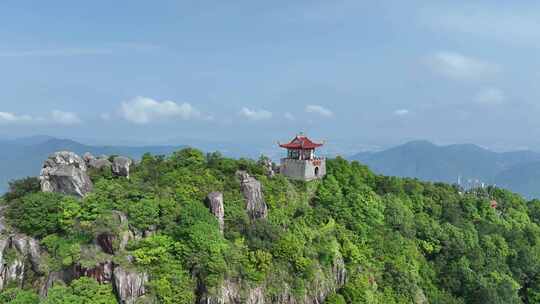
[494,161,540,199]
[1,149,539,303]
[351,140,540,197]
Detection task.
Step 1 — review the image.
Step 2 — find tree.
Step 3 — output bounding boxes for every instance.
[4,177,40,202]
[131,235,195,303]
[42,277,116,304]
[7,192,64,238]
[127,198,160,230]
[169,148,205,168]
[0,288,39,304]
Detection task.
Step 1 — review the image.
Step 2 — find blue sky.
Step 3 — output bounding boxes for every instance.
[2,1,540,152]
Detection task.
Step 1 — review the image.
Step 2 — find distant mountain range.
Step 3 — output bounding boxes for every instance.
[0,136,184,193]
[351,140,540,199]
[4,137,540,199]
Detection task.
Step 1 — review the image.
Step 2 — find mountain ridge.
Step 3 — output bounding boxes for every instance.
[350,140,540,198]
[0,137,185,193]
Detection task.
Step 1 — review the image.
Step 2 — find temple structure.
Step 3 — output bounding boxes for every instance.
[279,133,326,181]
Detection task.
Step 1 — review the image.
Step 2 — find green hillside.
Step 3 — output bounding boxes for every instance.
[352,140,540,198]
[0,137,184,193]
[1,148,540,303]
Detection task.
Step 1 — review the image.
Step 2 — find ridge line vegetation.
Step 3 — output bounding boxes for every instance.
[0,148,539,303]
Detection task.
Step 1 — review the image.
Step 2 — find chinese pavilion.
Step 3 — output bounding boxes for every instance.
[278,133,326,181]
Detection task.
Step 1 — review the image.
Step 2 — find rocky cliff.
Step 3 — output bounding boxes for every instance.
[237,171,268,221]
[198,255,347,304]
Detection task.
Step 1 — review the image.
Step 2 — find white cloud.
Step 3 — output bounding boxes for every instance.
[474,88,506,105]
[0,110,83,125]
[51,110,82,125]
[121,96,200,124]
[393,109,410,116]
[0,112,33,124]
[239,107,272,121]
[284,112,295,121]
[426,51,500,80]
[305,105,334,117]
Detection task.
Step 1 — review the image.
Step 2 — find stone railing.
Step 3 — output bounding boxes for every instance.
[281,157,325,163]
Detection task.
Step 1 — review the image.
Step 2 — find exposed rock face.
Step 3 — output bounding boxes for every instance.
[74,261,113,284]
[198,280,264,304]
[108,211,136,252]
[96,211,136,254]
[97,233,116,255]
[113,266,148,304]
[39,269,81,297]
[206,192,225,233]
[89,158,112,170]
[0,207,42,291]
[39,271,65,297]
[112,156,133,178]
[40,151,93,197]
[12,234,41,272]
[237,171,268,220]
[332,255,347,287]
[0,234,42,290]
[143,225,157,238]
[260,158,276,178]
[198,256,346,304]
[83,152,95,164]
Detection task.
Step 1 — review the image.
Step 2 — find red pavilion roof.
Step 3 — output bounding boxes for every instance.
[279,135,323,149]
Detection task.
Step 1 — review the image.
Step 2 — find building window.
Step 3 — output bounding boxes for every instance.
[289,149,300,159]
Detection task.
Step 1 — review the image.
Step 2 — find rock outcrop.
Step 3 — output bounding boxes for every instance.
[0,207,42,291]
[198,255,346,304]
[83,152,95,163]
[113,266,148,304]
[112,156,133,178]
[198,280,264,304]
[0,234,42,290]
[96,233,116,255]
[74,260,114,284]
[206,192,225,233]
[89,158,112,170]
[95,211,136,254]
[259,157,276,178]
[237,171,268,220]
[40,151,93,197]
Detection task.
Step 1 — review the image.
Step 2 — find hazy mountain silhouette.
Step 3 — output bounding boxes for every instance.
[351,140,540,198]
[0,137,184,193]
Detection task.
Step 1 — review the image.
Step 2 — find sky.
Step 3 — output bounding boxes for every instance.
[2,0,540,153]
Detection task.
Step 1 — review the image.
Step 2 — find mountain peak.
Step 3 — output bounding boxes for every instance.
[350,140,540,198]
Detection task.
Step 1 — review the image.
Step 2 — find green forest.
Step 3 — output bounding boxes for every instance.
[1,148,540,303]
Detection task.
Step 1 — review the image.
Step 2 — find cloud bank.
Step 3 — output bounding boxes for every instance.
[0,111,81,125]
[51,110,82,125]
[120,97,200,124]
[426,51,500,81]
[239,107,273,121]
[0,112,33,124]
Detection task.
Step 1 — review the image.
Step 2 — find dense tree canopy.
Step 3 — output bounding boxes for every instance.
[2,149,540,303]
